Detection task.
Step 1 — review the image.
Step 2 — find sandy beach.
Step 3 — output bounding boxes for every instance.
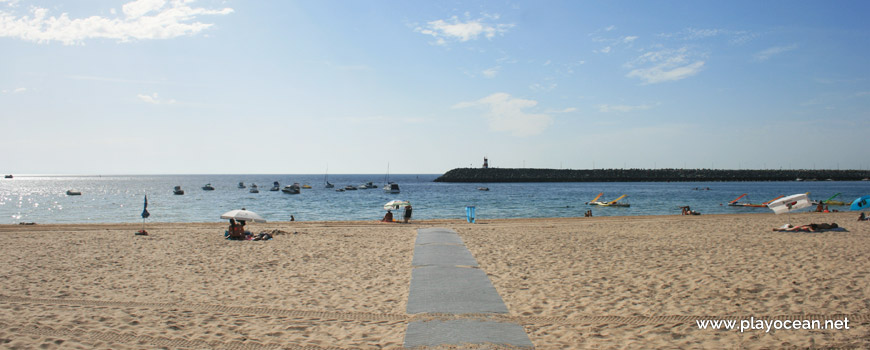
[1,212,868,349]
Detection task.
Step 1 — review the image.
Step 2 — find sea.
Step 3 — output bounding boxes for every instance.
[1,174,869,224]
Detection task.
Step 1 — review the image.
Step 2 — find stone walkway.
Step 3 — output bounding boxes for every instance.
[403,228,533,348]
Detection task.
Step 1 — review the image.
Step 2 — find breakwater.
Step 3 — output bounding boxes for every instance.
[433,168,870,183]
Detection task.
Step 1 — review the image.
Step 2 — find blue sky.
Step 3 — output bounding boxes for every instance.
[1,0,869,174]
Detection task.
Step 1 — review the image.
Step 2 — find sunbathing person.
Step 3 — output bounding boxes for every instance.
[773,223,838,232]
[382,210,394,222]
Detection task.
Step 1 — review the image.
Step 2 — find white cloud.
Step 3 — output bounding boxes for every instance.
[415,14,513,45]
[598,103,656,113]
[482,66,500,78]
[623,36,638,43]
[0,0,233,45]
[605,25,616,32]
[453,92,553,137]
[549,107,577,113]
[137,92,175,105]
[529,82,556,92]
[755,44,798,61]
[598,46,611,54]
[625,47,705,84]
[658,28,756,45]
[13,87,26,93]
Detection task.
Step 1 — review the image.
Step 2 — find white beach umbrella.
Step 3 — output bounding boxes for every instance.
[384,200,410,210]
[767,193,811,226]
[220,209,267,223]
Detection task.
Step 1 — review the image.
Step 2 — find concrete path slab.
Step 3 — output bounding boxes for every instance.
[411,244,478,267]
[404,319,534,348]
[404,228,533,348]
[407,266,508,314]
[416,227,465,245]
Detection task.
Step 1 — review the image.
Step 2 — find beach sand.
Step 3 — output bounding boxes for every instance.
[0,212,868,349]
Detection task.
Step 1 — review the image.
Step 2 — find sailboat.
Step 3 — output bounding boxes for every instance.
[816,193,846,206]
[727,194,783,207]
[383,163,400,194]
[587,193,629,207]
[325,165,334,188]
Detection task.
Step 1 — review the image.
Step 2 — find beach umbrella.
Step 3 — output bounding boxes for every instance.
[220,209,267,223]
[851,195,870,211]
[767,193,811,226]
[384,200,410,210]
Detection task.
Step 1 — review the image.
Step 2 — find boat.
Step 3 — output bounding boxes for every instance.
[270,181,280,191]
[249,184,259,193]
[814,193,847,206]
[325,166,334,188]
[238,182,246,189]
[383,183,400,194]
[359,184,368,189]
[383,163,399,194]
[173,186,184,195]
[202,184,215,191]
[282,183,301,194]
[302,184,312,189]
[345,185,358,191]
[727,194,782,207]
[4,175,12,179]
[587,193,629,207]
[335,188,345,192]
[478,187,490,191]
[66,190,81,196]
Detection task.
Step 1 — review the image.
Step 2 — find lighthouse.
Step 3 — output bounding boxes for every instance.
[482,157,489,169]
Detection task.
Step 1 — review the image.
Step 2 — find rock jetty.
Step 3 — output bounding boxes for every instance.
[433,168,870,183]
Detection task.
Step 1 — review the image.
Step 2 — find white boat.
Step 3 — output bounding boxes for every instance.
[66,190,81,196]
[335,188,345,192]
[345,185,358,191]
[359,184,368,189]
[383,183,400,194]
[238,182,246,189]
[249,184,259,193]
[383,163,399,193]
[478,187,490,191]
[325,166,334,188]
[270,181,280,191]
[282,183,301,194]
[173,186,184,195]
[202,184,215,191]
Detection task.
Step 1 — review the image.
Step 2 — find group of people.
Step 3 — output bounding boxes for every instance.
[584,210,593,217]
[226,218,250,240]
[680,206,700,215]
[382,205,413,223]
[226,219,274,240]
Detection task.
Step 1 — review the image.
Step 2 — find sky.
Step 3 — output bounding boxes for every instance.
[1,0,869,175]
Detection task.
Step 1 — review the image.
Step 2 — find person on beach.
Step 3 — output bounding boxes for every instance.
[252,232,272,241]
[403,205,412,223]
[774,223,838,232]
[382,210,393,222]
[227,219,244,240]
[859,212,867,221]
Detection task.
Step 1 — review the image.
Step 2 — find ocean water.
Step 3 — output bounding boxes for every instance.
[1,174,868,224]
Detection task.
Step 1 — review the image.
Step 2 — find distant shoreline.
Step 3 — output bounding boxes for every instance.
[434,168,870,182]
